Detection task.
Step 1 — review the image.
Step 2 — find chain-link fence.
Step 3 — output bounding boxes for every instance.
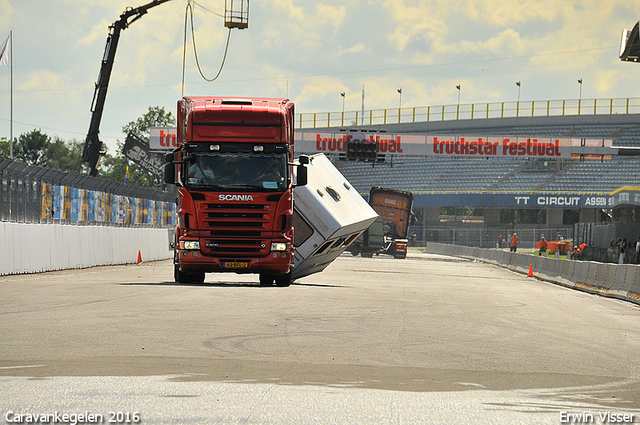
[0,156,176,227]
[409,225,574,250]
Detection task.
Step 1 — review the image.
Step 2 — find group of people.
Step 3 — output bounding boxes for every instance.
[495,232,640,263]
[497,233,520,252]
[609,237,640,264]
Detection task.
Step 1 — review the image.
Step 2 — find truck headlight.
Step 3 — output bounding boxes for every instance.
[271,242,288,251]
[180,240,200,250]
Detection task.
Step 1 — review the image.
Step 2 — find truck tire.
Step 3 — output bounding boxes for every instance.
[175,264,205,284]
[174,251,205,284]
[259,273,275,286]
[274,273,292,287]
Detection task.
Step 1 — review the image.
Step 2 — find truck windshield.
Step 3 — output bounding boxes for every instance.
[185,152,288,191]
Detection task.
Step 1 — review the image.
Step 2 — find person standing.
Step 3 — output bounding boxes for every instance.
[510,233,520,252]
[538,236,548,257]
[617,237,626,265]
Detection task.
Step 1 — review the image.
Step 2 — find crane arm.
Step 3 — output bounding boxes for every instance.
[83,0,172,176]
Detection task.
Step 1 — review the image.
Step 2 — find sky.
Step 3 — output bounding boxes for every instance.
[0,0,639,154]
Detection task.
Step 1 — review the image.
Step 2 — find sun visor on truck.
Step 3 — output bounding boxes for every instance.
[191,115,282,142]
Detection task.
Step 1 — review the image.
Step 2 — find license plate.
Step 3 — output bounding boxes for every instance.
[223,261,249,269]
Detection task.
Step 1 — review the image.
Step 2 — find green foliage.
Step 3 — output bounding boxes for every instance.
[5,130,86,172]
[100,106,176,187]
[101,142,156,187]
[122,105,175,139]
[0,137,9,157]
[2,106,174,187]
[45,138,86,173]
[13,129,50,166]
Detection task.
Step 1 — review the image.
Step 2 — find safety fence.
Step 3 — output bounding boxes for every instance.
[0,156,176,227]
[424,242,640,306]
[409,225,574,250]
[297,97,640,129]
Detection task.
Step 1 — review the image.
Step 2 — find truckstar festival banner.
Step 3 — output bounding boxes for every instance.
[294,132,602,159]
[149,127,178,151]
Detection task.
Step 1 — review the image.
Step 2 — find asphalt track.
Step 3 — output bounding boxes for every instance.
[1,252,640,424]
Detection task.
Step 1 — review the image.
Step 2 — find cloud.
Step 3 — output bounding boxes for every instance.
[383,0,448,51]
[0,0,15,29]
[269,0,306,21]
[315,3,347,33]
[19,70,71,94]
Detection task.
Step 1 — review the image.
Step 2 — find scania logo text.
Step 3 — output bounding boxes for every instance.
[219,194,254,201]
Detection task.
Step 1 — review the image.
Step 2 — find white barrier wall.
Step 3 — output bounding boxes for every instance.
[424,242,640,306]
[0,222,173,276]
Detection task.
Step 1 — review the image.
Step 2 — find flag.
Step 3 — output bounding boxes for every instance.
[0,33,10,66]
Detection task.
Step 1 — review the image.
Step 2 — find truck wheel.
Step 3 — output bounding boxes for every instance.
[175,266,205,284]
[259,273,275,286]
[349,245,360,256]
[175,264,190,283]
[274,273,292,287]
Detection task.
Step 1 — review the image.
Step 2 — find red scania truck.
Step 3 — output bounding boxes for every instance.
[164,97,308,286]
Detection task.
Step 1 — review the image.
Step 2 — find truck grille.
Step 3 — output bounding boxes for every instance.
[198,202,272,257]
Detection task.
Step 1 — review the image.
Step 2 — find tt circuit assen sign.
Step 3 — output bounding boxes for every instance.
[295,132,584,159]
[410,189,640,209]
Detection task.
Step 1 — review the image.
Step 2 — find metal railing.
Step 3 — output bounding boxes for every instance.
[297,97,640,129]
[0,156,176,227]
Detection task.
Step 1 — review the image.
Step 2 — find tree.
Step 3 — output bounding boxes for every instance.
[0,137,9,158]
[13,129,50,166]
[101,106,175,187]
[122,106,175,139]
[45,138,85,173]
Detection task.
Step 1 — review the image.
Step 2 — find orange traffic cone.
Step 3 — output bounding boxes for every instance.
[136,250,143,264]
[527,264,533,277]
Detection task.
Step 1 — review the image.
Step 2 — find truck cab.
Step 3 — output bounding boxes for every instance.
[165,97,306,286]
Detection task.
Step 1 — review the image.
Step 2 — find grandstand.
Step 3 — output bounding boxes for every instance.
[298,113,640,195]
[333,155,640,195]
[296,112,640,249]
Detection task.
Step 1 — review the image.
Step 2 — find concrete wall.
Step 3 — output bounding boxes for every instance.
[0,222,173,276]
[424,242,640,306]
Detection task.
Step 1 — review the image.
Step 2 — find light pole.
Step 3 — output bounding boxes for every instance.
[578,79,583,99]
[456,85,461,119]
[340,92,345,126]
[456,85,461,104]
[578,79,583,114]
[516,81,521,116]
[397,88,402,123]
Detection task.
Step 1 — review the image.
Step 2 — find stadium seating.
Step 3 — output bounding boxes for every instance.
[330,117,640,195]
[333,154,640,195]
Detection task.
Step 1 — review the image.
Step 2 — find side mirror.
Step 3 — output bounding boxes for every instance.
[296,163,308,187]
[164,162,175,185]
[164,152,175,185]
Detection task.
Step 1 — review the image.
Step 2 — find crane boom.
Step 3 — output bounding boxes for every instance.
[83,0,172,176]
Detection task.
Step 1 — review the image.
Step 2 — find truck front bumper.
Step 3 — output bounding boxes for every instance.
[176,249,292,275]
